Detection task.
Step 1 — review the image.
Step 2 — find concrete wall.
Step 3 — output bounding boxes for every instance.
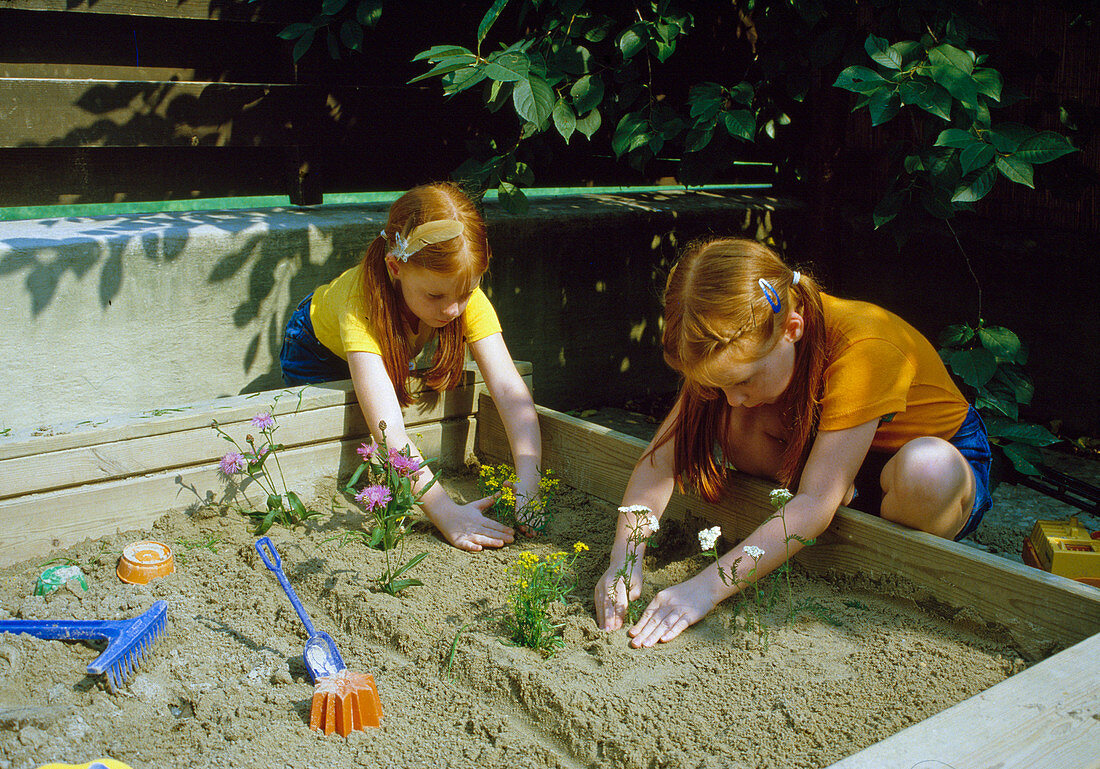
[0,191,792,435]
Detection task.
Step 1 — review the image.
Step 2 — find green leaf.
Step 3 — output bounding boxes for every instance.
[994,366,1034,402]
[934,128,975,149]
[570,74,605,114]
[443,66,488,95]
[833,66,889,94]
[339,20,363,51]
[512,75,555,127]
[976,390,1019,421]
[722,110,755,141]
[1015,131,1077,164]
[988,421,1059,447]
[392,551,429,579]
[928,44,975,76]
[412,45,472,62]
[554,43,591,75]
[497,182,529,214]
[483,51,530,82]
[321,0,348,15]
[865,34,902,70]
[684,125,714,153]
[949,347,997,388]
[291,30,315,62]
[972,68,1002,101]
[575,108,602,139]
[959,142,995,175]
[951,164,997,203]
[939,324,976,347]
[278,23,314,40]
[356,0,382,27]
[384,578,423,593]
[987,124,1032,153]
[552,99,576,143]
[1000,442,1044,475]
[287,491,307,517]
[873,188,905,229]
[995,155,1034,188]
[618,25,646,59]
[867,89,901,126]
[898,79,951,120]
[408,53,479,84]
[978,325,1021,360]
[612,111,651,157]
[477,0,509,44]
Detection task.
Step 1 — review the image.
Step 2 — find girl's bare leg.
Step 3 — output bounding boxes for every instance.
[878,437,975,539]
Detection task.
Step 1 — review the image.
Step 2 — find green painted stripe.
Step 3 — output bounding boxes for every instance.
[0,182,773,222]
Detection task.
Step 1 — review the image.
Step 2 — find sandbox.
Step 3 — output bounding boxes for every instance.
[1,369,1097,769]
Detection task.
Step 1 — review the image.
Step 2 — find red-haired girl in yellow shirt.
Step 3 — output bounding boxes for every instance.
[280,183,540,552]
[596,237,992,647]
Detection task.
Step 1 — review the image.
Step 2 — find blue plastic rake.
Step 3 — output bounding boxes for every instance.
[0,600,168,691]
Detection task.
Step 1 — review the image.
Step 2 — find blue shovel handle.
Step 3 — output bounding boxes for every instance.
[255,536,317,638]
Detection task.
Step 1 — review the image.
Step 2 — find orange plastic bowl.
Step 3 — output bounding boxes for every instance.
[116,541,175,584]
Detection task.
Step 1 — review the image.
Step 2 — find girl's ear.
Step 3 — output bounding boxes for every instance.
[784,311,804,342]
[384,255,401,280]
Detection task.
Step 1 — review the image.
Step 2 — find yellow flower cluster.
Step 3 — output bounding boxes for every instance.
[477,464,560,532]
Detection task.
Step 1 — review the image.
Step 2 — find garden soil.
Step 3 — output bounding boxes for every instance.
[0,469,1041,769]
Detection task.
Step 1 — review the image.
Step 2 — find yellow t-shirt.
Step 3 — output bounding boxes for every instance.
[308,263,502,360]
[818,293,968,451]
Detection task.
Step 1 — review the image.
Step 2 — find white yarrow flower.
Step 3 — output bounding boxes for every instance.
[643,513,660,532]
[698,526,722,551]
[769,488,794,508]
[618,504,652,515]
[743,545,765,559]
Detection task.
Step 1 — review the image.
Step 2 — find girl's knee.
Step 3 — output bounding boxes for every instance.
[880,438,973,536]
[882,437,968,496]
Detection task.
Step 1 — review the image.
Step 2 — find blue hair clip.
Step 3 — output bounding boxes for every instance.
[758,278,781,312]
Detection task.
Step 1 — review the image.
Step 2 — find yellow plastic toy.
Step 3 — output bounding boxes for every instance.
[1022,517,1100,588]
[36,761,132,769]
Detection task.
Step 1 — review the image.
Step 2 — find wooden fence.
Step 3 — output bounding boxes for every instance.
[0,0,1094,231]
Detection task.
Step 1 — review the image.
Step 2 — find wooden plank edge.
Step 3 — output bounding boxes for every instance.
[0,360,527,460]
[826,631,1100,769]
[475,395,1100,657]
[0,381,479,500]
[0,415,475,569]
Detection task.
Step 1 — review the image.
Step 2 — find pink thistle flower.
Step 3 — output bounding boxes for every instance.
[219,451,247,476]
[250,412,276,431]
[388,450,421,477]
[357,442,378,461]
[355,484,392,512]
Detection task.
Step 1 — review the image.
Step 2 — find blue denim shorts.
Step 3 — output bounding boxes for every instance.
[279,294,351,386]
[850,405,993,541]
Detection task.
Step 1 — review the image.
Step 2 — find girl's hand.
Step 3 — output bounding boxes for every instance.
[627,574,721,647]
[595,556,643,632]
[431,495,515,552]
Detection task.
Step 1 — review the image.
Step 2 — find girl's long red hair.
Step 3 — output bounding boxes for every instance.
[652,238,827,500]
[361,182,490,406]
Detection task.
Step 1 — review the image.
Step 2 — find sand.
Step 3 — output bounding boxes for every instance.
[0,469,1030,769]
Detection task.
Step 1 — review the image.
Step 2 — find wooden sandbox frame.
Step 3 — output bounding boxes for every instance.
[2,375,1098,768]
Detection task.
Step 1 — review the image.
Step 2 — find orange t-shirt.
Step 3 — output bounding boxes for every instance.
[817,293,968,451]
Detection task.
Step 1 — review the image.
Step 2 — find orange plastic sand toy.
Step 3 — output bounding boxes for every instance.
[309,669,383,736]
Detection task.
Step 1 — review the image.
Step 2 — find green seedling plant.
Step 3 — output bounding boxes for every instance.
[608,504,660,625]
[505,542,588,656]
[346,421,433,595]
[477,463,560,533]
[214,410,323,534]
[173,535,220,565]
[700,488,836,650]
